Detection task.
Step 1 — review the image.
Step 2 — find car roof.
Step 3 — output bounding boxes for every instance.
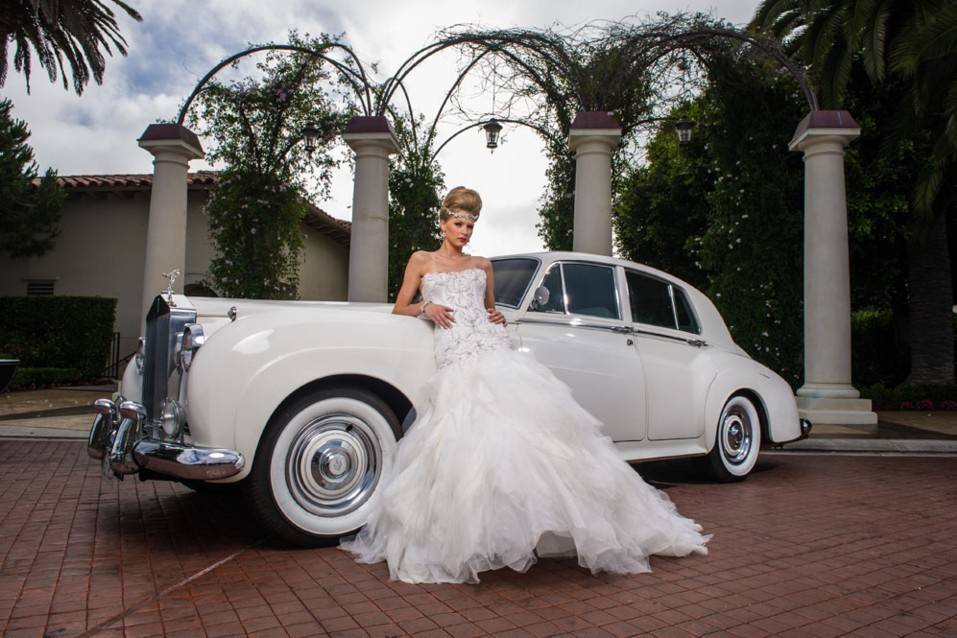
[491,251,694,290]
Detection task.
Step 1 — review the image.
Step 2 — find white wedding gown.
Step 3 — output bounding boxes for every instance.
[338,267,711,583]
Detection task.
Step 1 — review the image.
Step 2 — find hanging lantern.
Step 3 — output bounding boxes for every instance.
[483,119,503,151]
[302,121,320,155]
[675,118,696,146]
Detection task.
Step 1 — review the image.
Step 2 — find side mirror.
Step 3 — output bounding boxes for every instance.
[530,285,550,311]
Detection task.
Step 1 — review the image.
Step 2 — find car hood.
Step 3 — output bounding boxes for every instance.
[187,296,394,320]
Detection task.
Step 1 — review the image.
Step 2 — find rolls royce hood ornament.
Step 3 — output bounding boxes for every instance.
[162,268,181,306]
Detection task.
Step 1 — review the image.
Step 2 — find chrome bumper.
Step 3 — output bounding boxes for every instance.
[88,398,244,481]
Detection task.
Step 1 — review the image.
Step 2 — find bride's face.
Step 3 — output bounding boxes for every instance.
[442,216,475,249]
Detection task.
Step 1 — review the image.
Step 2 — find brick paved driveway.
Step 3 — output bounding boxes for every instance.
[1,441,956,638]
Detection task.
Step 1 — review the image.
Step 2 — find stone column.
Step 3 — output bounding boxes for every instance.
[137,124,204,325]
[788,111,877,428]
[568,112,622,256]
[342,116,399,302]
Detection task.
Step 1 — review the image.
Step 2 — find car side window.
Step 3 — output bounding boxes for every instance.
[529,264,565,313]
[626,270,700,334]
[562,263,620,319]
[626,270,674,328]
[673,287,701,334]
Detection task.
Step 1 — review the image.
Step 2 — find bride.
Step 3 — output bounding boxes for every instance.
[338,186,711,584]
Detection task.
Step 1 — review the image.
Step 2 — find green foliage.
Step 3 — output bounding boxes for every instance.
[205,169,309,299]
[536,141,575,251]
[695,58,807,386]
[0,98,64,258]
[614,102,711,291]
[0,296,117,378]
[0,0,142,94]
[387,115,444,301]
[859,383,957,405]
[851,308,905,386]
[8,367,83,390]
[189,32,353,300]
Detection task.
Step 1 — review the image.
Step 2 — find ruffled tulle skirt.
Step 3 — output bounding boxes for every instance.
[338,348,711,584]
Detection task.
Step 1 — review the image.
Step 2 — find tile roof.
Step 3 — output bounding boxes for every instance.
[38,171,351,247]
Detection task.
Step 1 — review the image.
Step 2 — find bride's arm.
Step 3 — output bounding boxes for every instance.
[481,259,506,325]
[392,252,429,317]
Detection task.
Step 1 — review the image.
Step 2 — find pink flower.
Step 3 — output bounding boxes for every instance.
[917,400,934,410]
[941,400,957,411]
[900,401,913,409]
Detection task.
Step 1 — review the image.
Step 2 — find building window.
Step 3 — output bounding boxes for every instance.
[25,280,55,296]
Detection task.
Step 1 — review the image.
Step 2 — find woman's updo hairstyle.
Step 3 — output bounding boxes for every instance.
[439,186,482,222]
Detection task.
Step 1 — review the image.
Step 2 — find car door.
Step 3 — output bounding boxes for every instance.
[514,260,648,442]
[624,269,710,440]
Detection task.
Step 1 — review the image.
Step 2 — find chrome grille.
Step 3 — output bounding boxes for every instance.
[143,296,196,425]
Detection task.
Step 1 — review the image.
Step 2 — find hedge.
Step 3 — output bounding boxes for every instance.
[0,296,117,379]
[7,367,83,390]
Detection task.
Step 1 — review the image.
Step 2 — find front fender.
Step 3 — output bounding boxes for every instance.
[185,308,436,480]
[703,355,801,449]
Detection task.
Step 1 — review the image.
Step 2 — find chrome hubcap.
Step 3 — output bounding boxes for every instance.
[286,414,382,517]
[721,403,753,465]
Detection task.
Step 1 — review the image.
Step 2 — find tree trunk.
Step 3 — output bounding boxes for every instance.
[905,211,955,385]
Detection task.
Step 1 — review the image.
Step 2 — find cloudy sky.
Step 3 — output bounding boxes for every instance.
[5,0,761,257]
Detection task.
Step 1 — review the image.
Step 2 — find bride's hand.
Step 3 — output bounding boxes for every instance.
[425,303,455,328]
[487,308,507,326]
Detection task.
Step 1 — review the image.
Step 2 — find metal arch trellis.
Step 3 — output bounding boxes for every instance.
[172,17,819,163]
[610,23,819,113]
[175,42,376,126]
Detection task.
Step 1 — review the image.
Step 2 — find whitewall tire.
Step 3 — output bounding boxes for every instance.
[248,386,401,546]
[706,394,762,482]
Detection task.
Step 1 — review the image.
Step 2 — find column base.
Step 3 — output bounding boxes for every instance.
[796,395,878,431]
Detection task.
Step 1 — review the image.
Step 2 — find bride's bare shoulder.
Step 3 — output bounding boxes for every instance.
[472,256,492,270]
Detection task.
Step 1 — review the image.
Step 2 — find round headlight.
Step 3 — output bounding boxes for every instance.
[160,398,185,438]
[134,337,145,374]
[179,324,205,371]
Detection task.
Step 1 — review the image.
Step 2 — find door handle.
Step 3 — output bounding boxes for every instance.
[688,338,707,348]
[610,325,634,334]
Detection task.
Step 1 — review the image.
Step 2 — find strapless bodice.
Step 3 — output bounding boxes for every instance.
[420,268,511,368]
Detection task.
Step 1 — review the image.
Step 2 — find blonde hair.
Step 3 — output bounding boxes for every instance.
[439,186,482,221]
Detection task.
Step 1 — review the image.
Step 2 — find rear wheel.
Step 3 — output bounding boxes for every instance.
[705,394,762,482]
[247,386,401,546]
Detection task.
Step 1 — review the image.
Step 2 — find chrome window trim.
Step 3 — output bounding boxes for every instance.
[667,284,680,330]
[490,256,542,309]
[514,316,633,335]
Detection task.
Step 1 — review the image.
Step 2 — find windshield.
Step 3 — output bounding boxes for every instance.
[491,258,539,308]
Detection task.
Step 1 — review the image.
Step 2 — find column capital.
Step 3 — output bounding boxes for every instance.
[138,123,204,160]
[568,111,622,153]
[342,116,399,155]
[788,110,860,152]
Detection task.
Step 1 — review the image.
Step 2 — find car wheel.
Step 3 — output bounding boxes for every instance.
[706,394,762,482]
[247,386,401,547]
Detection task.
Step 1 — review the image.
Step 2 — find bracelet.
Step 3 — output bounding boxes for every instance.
[418,301,431,317]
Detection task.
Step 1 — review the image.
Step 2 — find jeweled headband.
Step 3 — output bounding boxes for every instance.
[442,207,479,223]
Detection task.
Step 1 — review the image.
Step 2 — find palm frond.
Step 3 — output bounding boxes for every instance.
[1,0,142,94]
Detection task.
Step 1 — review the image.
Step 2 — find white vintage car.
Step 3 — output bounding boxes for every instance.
[88,251,810,545]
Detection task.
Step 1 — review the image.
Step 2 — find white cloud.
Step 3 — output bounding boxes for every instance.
[6,0,761,257]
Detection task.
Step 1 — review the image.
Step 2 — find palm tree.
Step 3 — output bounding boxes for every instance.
[751,0,957,385]
[0,0,142,95]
